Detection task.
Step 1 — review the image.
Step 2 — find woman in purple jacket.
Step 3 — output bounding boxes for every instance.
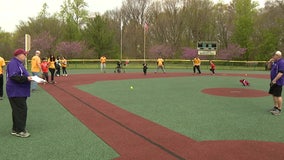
[6,48,32,138]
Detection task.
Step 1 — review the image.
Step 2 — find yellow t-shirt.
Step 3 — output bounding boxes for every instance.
[31,55,41,72]
[48,59,55,69]
[0,57,6,74]
[100,56,106,63]
[157,58,164,66]
[193,58,201,66]
[61,59,67,67]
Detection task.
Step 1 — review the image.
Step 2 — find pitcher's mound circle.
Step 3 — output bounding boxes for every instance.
[202,88,269,97]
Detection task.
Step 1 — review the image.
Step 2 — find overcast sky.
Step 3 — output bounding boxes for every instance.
[0,0,265,33]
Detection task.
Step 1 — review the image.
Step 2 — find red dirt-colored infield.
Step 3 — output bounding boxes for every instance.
[202,88,269,97]
[41,72,284,160]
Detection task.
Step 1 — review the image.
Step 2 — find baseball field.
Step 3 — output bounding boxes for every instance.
[0,68,284,160]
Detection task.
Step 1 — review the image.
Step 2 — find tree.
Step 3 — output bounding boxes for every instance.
[59,0,88,41]
[181,0,216,45]
[83,15,117,58]
[119,0,151,58]
[56,41,86,58]
[248,0,284,60]
[148,0,185,58]
[231,0,256,60]
[216,44,246,60]
[213,3,231,49]
[0,30,14,59]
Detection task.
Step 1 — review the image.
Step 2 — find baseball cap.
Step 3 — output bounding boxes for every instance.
[14,48,28,56]
[275,51,282,56]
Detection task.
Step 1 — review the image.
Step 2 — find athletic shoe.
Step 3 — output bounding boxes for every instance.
[11,130,17,135]
[271,109,281,116]
[15,131,31,138]
[269,106,278,112]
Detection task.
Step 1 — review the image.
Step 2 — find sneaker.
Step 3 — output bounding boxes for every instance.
[271,109,281,116]
[269,106,278,112]
[11,130,17,135]
[15,131,31,138]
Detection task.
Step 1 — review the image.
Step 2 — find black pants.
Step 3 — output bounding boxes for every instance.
[49,68,55,81]
[62,67,67,75]
[55,67,61,76]
[42,72,49,82]
[193,65,201,74]
[143,68,147,75]
[0,74,3,97]
[9,97,28,132]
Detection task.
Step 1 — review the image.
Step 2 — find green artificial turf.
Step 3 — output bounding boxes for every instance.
[1,69,282,160]
[0,87,118,160]
[78,73,284,143]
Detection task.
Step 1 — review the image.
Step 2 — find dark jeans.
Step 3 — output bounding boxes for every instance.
[193,65,201,74]
[62,67,67,75]
[0,74,3,97]
[49,68,55,81]
[42,72,49,82]
[9,97,28,132]
[56,67,61,76]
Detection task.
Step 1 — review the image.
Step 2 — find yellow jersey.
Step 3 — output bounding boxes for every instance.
[100,56,106,63]
[61,59,67,67]
[157,58,164,66]
[31,55,41,72]
[48,59,56,69]
[0,57,6,74]
[193,58,201,66]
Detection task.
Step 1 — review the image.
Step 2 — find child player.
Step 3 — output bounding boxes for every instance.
[41,57,49,84]
[209,60,215,74]
[143,63,148,75]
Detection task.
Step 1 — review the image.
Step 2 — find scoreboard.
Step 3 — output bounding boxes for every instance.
[197,41,217,55]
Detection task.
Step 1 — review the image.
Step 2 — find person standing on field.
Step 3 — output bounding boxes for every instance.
[40,57,49,83]
[100,55,107,73]
[6,48,32,138]
[193,56,201,74]
[155,57,165,73]
[143,63,148,75]
[55,56,61,77]
[61,56,68,76]
[31,50,41,91]
[209,60,215,74]
[48,55,56,84]
[267,51,284,116]
[0,56,6,100]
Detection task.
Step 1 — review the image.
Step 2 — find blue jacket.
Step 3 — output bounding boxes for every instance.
[6,57,31,98]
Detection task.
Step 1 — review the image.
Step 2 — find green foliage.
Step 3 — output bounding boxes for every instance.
[231,0,255,60]
[59,0,88,41]
[3,0,284,60]
[0,31,14,59]
[83,15,117,58]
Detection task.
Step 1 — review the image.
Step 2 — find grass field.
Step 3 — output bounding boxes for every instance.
[77,73,284,142]
[0,69,283,159]
[0,81,118,160]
